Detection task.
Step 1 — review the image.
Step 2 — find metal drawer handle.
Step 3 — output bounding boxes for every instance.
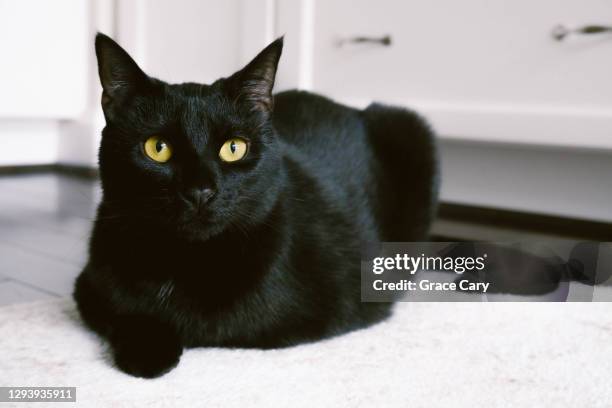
[552,24,612,41]
[337,35,392,47]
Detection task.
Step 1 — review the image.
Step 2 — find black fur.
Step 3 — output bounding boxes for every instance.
[74,33,438,378]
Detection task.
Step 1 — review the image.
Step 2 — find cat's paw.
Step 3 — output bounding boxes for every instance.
[113,339,182,378]
[111,318,183,378]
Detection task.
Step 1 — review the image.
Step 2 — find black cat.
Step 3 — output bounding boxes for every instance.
[74,33,438,378]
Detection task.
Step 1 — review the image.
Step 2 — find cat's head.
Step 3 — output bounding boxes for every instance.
[95,33,284,241]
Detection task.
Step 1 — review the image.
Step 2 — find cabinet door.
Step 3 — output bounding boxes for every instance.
[0,0,88,119]
[279,0,612,149]
[115,0,245,85]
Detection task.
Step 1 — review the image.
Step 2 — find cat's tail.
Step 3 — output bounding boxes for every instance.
[361,103,439,241]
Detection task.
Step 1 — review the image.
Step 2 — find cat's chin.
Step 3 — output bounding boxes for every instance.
[174,218,226,242]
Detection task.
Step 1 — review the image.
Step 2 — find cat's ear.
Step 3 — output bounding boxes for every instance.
[228,37,283,113]
[95,33,149,111]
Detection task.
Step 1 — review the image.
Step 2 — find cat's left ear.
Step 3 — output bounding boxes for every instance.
[228,37,283,113]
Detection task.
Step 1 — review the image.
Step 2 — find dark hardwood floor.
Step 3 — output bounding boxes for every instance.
[0,173,100,305]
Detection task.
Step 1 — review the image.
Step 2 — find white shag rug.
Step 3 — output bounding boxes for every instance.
[2,296,612,407]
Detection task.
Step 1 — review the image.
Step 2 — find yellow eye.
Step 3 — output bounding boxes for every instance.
[144,136,172,163]
[219,138,248,162]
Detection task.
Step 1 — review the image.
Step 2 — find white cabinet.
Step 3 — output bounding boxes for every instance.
[115,0,245,84]
[0,0,90,166]
[272,0,612,221]
[0,0,88,119]
[0,0,609,220]
[277,0,612,150]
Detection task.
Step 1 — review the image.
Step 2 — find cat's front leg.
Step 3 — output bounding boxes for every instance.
[109,315,183,378]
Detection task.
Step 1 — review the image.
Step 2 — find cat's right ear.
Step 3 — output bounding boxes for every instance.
[95,33,148,114]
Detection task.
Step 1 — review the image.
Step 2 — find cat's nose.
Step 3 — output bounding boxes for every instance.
[184,188,215,209]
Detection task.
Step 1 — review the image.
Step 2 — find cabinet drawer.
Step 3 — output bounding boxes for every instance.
[307,0,612,148]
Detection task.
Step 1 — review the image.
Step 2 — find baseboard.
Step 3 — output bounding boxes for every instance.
[0,164,98,179]
[55,164,99,179]
[0,164,58,175]
[437,203,612,241]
